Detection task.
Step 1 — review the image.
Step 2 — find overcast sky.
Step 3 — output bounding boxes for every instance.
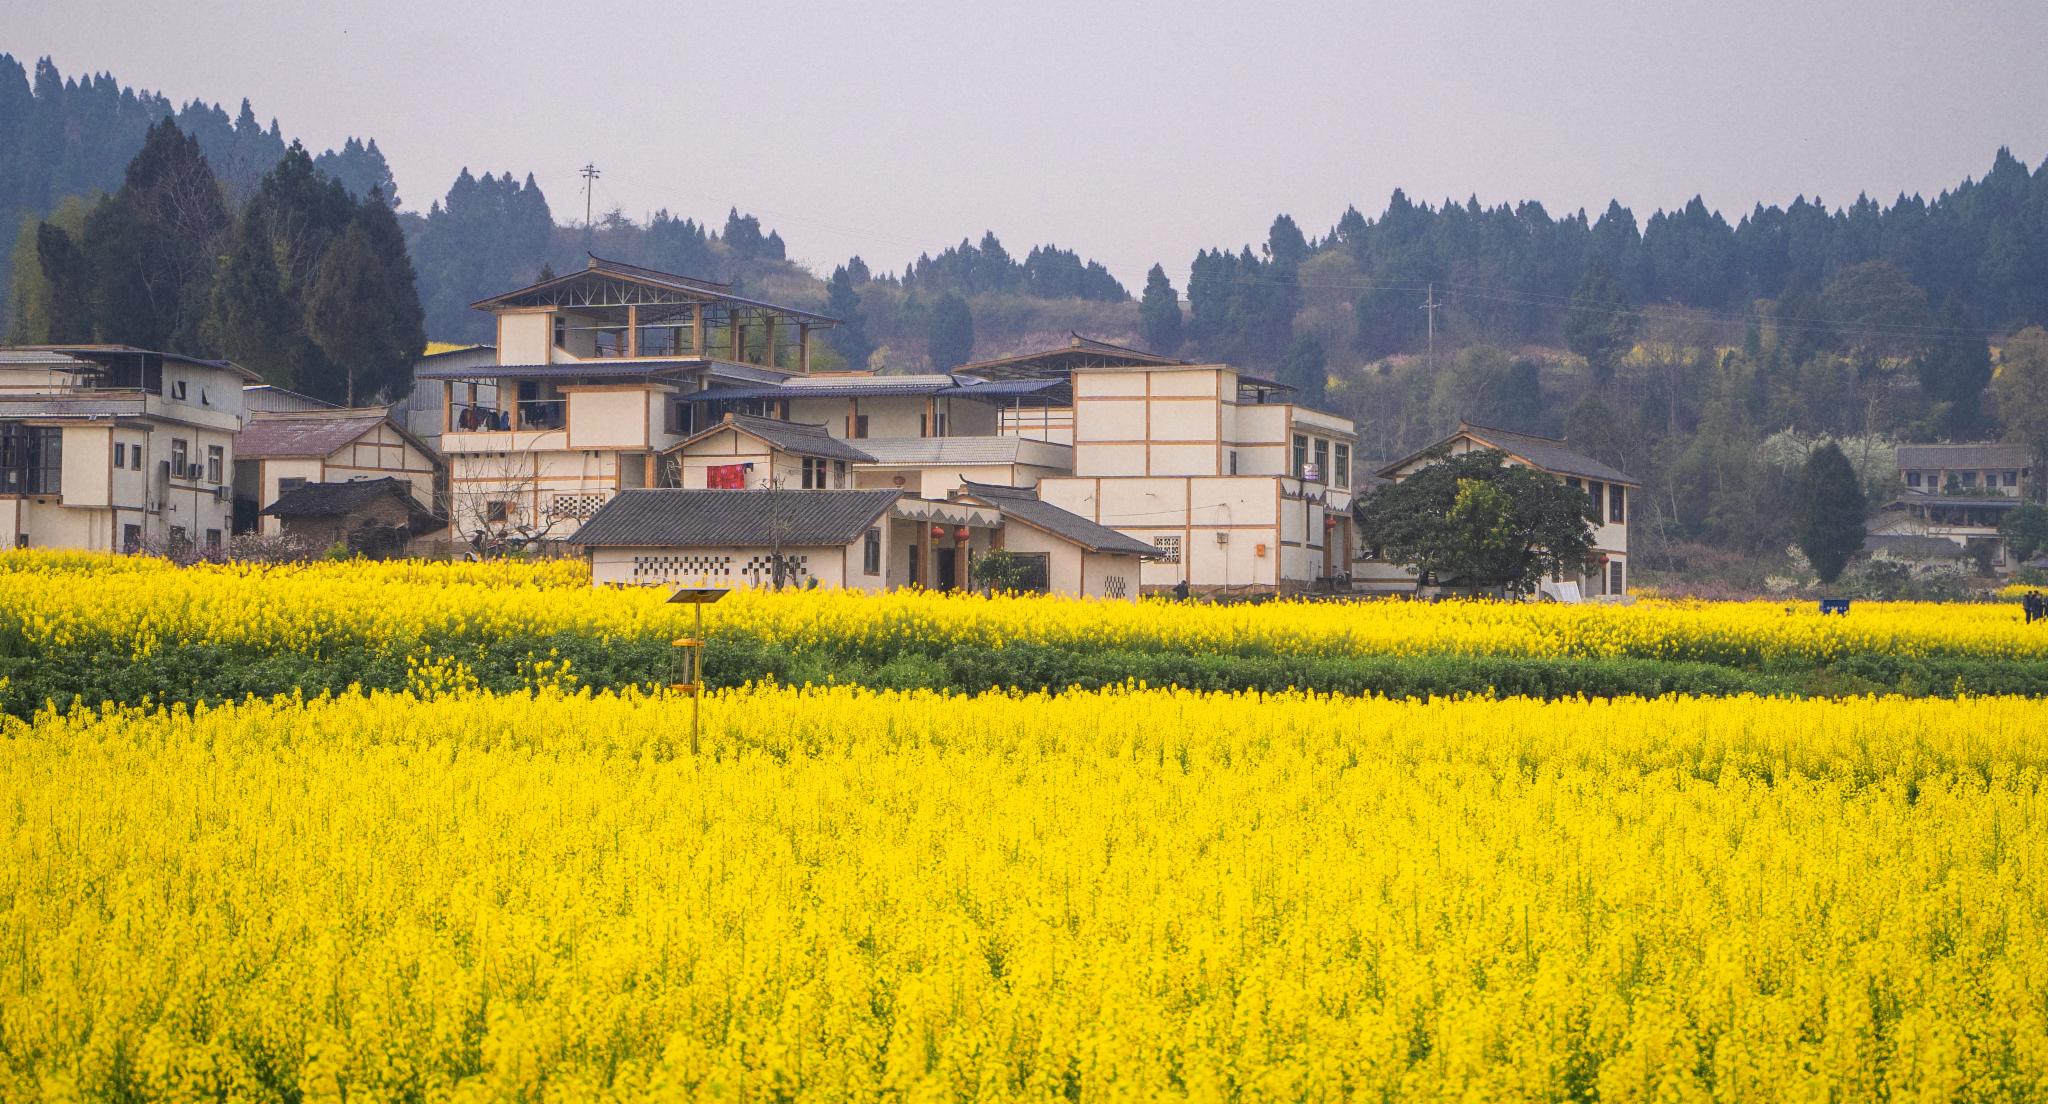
[13,0,2048,288]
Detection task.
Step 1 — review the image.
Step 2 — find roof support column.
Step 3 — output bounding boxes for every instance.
[627,305,640,358]
[798,324,811,374]
[692,305,704,356]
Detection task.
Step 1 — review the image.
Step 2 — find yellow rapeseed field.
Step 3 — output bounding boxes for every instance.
[3,685,2046,1102]
[2,550,2044,666]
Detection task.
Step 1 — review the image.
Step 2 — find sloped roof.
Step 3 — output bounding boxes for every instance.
[854,437,1040,465]
[1379,423,1636,485]
[242,384,339,412]
[1896,443,2031,470]
[262,477,431,519]
[235,411,393,460]
[686,373,1065,404]
[0,394,147,417]
[469,255,837,323]
[417,359,711,381]
[955,333,1186,380]
[672,414,874,462]
[569,489,899,548]
[1865,534,1967,560]
[954,482,1161,556]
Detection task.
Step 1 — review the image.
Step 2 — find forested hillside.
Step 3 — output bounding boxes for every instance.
[8,51,2048,575]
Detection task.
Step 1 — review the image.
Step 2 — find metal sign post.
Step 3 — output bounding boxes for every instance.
[666,587,729,755]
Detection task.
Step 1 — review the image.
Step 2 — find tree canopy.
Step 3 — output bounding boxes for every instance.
[1794,442,1867,585]
[1354,448,1597,595]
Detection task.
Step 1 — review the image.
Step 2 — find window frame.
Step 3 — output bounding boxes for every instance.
[1609,484,1625,524]
[206,444,224,484]
[1333,443,1350,489]
[1292,434,1309,479]
[862,528,882,575]
[170,438,189,478]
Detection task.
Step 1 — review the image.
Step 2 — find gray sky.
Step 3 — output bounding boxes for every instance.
[14,0,2048,288]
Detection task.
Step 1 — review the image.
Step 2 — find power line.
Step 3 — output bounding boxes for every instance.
[578,162,601,229]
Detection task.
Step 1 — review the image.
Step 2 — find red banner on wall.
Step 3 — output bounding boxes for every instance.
[707,464,748,489]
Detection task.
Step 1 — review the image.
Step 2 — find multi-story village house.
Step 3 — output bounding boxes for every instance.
[1357,422,1637,598]
[1869,442,2034,570]
[0,345,253,553]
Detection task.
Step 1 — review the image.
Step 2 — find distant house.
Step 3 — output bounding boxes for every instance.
[261,477,443,556]
[0,345,255,554]
[952,481,1157,599]
[571,488,903,590]
[1871,442,2034,571]
[1361,422,1637,597]
[232,409,443,536]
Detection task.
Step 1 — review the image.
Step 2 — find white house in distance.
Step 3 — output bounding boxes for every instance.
[1869,442,2033,569]
[1033,355,1361,595]
[0,345,254,553]
[232,407,443,537]
[1359,422,1637,597]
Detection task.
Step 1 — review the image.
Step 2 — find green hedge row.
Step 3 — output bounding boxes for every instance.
[5,630,2045,716]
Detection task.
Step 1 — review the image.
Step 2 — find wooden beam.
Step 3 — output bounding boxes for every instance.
[626,305,640,357]
[798,324,811,373]
[691,304,704,355]
[762,317,777,371]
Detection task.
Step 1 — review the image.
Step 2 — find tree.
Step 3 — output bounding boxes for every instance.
[824,263,874,369]
[81,118,230,352]
[1999,502,2048,565]
[1794,442,1866,585]
[206,198,305,385]
[1564,263,1636,381]
[302,198,425,406]
[1916,295,1993,437]
[27,222,92,342]
[1138,263,1183,354]
[1994,327,2048,485]
[927,292,974,371]
[1353,448,1597,595]
[1278,333,1326,402]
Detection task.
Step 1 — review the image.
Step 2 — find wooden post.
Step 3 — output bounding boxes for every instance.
[627,305,640,357]
[692,305,704,355]
[847,398,859,437]
[798,324,811,373]
[762,316,777,371]
[920,520,933,590]
[925,396,936,438]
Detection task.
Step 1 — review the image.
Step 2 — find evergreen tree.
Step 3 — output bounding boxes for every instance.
[1278,333,1326,401]
[81,118,230,352]
[927,292,974,371]
[303,199,424,406]
[1137,264,1183,354]
[1794,442,1866,585]
[205,198,304,385]
[1994,327,2048,484]
[1563,263,1636,381]
[1267,214,1308,272]
[1916,295,1993,437]
[824,263,875,369]
[26,223,92,342]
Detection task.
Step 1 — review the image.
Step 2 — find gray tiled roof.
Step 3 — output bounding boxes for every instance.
[955,482,1160,556]
[1865,534,1967,560]
[0,394,147,417]
[681,415,874,462]
[262,477,429,518]
[1896,443,2031,470]
[854,437,1037,465]
[1380,423,1635,484]
[569,489,900,548]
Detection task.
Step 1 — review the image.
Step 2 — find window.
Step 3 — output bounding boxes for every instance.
[1333,444,1350,489]
[206,444,223,484]
[1153,535,1183,564]
[552,315,567,348]
[486,501,510,523]
[1228,450,1239,475]
[0,426,65,496]
[833,460,847,488]
[802,457,830,489]
[278,477,306,496]
[1906,471,1922,488]
[204,529,222,551]
[131,442,142,471]
[1608,560,1625,595]
[1313,439,1330,483]
[114,442,126,468]
[1587,480,1604,518]
[862,528,882,575]
[1960,471,1977,487]
[1609,485,1625,524]
[2005,471,2020,487]
[1292,434,1309,479]
[665,399,693,436]
[122,525,141,553]
[848,414,870,439]
[169,525,187,549]
[170,438,188,478]
[171,379,188,401]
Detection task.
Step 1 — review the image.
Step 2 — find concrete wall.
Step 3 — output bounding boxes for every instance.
[590,538,886,592]
[498,311,550,365]
[567,388,653,449]
[1038,474,1309,591]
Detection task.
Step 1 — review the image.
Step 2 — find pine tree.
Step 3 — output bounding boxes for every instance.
[1916,295,1993,437]
[1278,333,1326,402]
[1564,263,1637,382]
[927,292,974,371]
[205,198,304,385]
[80,118,230,352]
[1795,442,1866,585]
[301,194,425,406]
[825,264,874,369]
[1138,264,1183,354]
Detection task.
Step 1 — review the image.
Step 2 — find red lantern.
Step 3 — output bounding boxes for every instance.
[1324,515,1339,529]
[930,524,945,539]
[955,526,971,541]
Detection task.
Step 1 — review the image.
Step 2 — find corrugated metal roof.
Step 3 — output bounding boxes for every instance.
[569,489,900,548]
[686,374,1065,405]
[954,482,1160,556]
[1897,443,2031,470]
[681,415,874,462]
[0,394,147,417]
[242,385,340,412]
[262,477,427,518]
[235,411,389,459]
[854,437,1034,465]
[470,256,839,324]
[417,359,710,381]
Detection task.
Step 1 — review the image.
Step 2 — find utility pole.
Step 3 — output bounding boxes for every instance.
[1421,283,1440,369]
[579,162,602,230]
